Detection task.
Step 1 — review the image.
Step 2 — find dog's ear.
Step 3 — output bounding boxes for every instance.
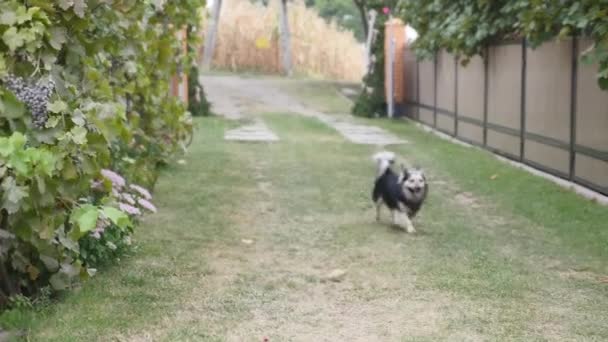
[400,164,410,182]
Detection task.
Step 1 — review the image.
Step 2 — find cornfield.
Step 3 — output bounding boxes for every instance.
[203,0,365,82]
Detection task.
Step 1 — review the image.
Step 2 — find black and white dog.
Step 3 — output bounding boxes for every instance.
[372,151,428,233]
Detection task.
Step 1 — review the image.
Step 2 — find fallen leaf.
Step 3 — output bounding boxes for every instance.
[490,174,499,180]
[324,269,347,282]
[241,239,254,245]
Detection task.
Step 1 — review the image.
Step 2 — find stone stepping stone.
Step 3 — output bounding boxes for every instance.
[225,121,279,142]
[330,122,406,145]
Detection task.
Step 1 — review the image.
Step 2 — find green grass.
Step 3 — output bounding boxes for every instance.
[2,80,607,340]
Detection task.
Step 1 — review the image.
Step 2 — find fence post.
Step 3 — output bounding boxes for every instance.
[364,10,377,75]
[387,32,395,118]
[483,46,489,146]
[520,39,527,161]
[454,55,458,136]
[416,59,420,121]
[433,53,437,128]
[569,37,578,180]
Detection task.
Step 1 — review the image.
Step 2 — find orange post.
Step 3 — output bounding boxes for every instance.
[384,18,406,103]
[171,28,189,104]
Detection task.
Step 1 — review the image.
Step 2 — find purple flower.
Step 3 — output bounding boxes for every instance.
[101,169,126,188]
[121,192,136,205]
[138,198,157,213]
[90,219,108,239]
[130,184,152,200]
[119,202,141,216]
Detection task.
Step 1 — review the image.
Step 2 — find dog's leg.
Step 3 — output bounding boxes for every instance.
[375,199,382,222]
[396,204,416,233]
[403,214,416,234]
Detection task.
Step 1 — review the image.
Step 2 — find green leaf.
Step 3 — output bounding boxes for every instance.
[71,126,88,145]
[9,132,27,150]
[1,177,28,214]
[0,132,27,157]
[37,150,57,176]
[0,55,6,77]
[47,100,68,114]
[73,0,87,18]
[101,206,131,229]
[2,27,26,52]
[49,272,69,290]
[57,0,74,10]
[70,204,99,236]
[40,255,60,272]
[49,27,67,50]
[0,91,26,119]
[0,137,11,157]
[15,6,34,24]
[45,115,60,128]
[0,9,17,26]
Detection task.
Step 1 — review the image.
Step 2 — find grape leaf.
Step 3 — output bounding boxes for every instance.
[57,0,74,10]
[49,27,67,50]
[73,0,87,18]
[71,126,88,145]
[0,91,26,119]
[101,206,131,229]
[70,204,99,236]
[48,100,68,113]
[2,27,26,51]
[0,9,16,26]
[1,177,29,214]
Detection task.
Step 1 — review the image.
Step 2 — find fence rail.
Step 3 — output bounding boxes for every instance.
[400,37,608,196]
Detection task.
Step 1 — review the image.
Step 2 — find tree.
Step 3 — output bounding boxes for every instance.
[279,0,293,76]
[308,0,366,42]
[352,0,369,38]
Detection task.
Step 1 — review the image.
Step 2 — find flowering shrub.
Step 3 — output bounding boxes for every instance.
[0,0,203,307]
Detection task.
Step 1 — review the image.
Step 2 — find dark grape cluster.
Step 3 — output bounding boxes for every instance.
[2,74,55,128]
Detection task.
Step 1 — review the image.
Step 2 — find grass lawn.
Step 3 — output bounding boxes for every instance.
[1,79,607,341]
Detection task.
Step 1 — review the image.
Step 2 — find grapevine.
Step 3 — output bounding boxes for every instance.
[2,74,55,128]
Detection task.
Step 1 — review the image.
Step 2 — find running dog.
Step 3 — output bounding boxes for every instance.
[372,151,428,233]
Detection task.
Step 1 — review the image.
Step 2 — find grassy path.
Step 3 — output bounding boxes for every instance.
[5,79,608,341]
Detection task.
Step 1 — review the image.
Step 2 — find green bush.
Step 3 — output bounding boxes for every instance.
[0,0,202,307]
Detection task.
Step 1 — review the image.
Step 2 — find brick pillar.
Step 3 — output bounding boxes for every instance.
[384,18,406,104]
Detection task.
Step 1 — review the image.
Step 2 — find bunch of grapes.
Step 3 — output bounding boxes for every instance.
[2,74,55,128]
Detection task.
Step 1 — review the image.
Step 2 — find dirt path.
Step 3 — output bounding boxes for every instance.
[203,75,405,145]
[24,76,608,341]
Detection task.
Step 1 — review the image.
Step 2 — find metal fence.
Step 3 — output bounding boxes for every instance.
[400,38,608,196]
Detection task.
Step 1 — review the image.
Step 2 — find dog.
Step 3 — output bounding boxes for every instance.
[372,151,428,233]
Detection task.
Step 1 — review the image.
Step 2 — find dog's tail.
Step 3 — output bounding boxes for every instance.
[372,151,395,178]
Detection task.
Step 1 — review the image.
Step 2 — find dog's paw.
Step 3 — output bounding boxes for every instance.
[406,225,416,234]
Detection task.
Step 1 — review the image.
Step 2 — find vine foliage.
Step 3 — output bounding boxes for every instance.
[398,0,608,89]
[0,0,203,306]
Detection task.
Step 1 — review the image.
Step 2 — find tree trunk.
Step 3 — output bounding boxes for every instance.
[353,0,369,37]
[202,0,223,70]
[279,0,293,77]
